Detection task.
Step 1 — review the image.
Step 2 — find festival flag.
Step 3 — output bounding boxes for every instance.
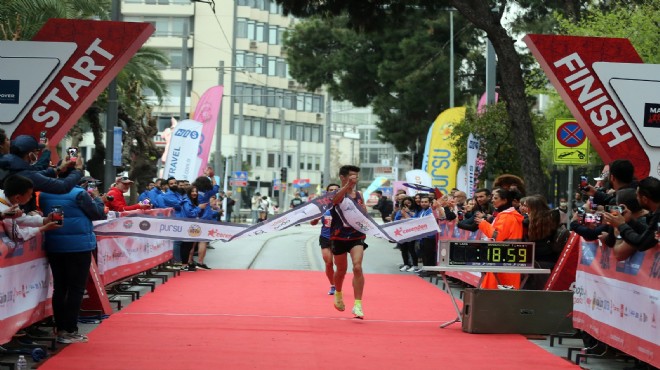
[163,119,203,181]
[192,85,224,177]
[424,107,465,195]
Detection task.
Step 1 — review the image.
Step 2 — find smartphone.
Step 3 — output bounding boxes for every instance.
[607,205,623,215]
[39,131,47,144]
[51,205,64,225]
[67,147,78,158]
[579,176,589,189]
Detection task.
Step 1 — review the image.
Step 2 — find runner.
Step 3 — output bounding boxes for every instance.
[310,183,341,295]
[329,165,367,319]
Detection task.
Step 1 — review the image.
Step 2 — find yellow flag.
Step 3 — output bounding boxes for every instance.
[425,107,465,195]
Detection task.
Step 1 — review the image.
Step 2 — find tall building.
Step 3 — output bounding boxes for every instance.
[119,0,327,206]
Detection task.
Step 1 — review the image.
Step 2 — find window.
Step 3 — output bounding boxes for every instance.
[315,157,320,171]
[286,155,293,168]
[256,24,265,42]
[304,95,313,112]
[235,51,245,68]
[266,120,274,138]
[247,21,256,40]
[267,57,277,76]
[246,153,252,166]
[267,153,276,168]
[256,153,262,167]
[252,118,262,137]
[312,126,320,142]
[268,26,278,45]
[237,18,248,38]
[255,55,264,74]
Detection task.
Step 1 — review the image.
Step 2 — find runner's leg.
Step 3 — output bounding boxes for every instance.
[322,247,334,285]
[349,245,365,300]
[333,253,347,292]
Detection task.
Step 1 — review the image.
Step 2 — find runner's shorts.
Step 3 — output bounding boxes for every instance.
[331,239,368,255]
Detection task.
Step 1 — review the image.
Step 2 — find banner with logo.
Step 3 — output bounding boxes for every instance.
[163,119,204,182]
[424,107,465,195]
[466,133,480,198]
[3,19,153,145]
[404,170,432,196]
[524,34,658,180]
[0,235,53,345]
[192,85,223,177]
[95,191,440,243]
[420,121,435,171]
[573,239,659,367]
[96,237,173,286]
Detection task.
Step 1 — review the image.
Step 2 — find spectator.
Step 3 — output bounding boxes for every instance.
[475,187,524,289]
[572,192,585,210]
[0,135,83,212]
[180,185,209,271]
[138,181,155,202]
[600,188,649,261]
[251,192,261,224]
[557,197,569,225]
[394,196,418,272]
[258,196,270,222]
[372,190,393,223]
[224,191,235,222]
[415,194,436,277]
[39,171,106,344]
[0,129,9,157]
[457,188,494,232]
[0,175,60,242]
[493,174,527,196]
[583,159,636,206]
[105,176,152,212]
[521,195,567,289]
[161,177,186,263]
[603,176,659,252]
[290,192,304,208]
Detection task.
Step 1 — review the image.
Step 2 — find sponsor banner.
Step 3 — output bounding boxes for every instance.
[0,234,53,345]
[573,238,659,367]
[455,165,467,195]
[96,236,173,286]
[95,191,440,243]
[192,85,223,177]
[380,215,439,243]
[163,119,204,182]
[94,216,249,242]
[424,107,465,195]
[466,133,480,198]
[404,170,432,196]
[10,19,153,144]
[524,34,655,179]
[544,231,581,291]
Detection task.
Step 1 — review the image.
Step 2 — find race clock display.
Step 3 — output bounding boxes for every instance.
[446,241,535,268]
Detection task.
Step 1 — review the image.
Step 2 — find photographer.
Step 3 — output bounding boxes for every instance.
[602,176,659,252]
[582,159,636,206]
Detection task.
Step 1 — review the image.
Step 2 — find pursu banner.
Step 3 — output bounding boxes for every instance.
[94,191,440,243]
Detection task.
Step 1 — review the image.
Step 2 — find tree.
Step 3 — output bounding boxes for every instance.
[282,5,484,166]
[278,0,547,194]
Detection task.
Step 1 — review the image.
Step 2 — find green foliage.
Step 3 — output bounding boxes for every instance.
[283,8,483,154]
[556,0,660,64]
[0,0,110,40]
[451,102,551,182]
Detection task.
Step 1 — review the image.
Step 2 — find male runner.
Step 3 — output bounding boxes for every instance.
[310,183,341,295]
[330,165,367,319]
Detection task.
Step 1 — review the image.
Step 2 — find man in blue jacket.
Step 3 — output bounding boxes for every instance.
[0,135,82,197]
[39,171,106,344]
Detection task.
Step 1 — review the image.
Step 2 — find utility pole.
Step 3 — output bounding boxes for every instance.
[449,10,455,108]
[278,99,286,209]
[105,0,121,188]
[235,97,244,211]
[296,125,301,181]
[179,22,189,120]
[323,95,331,184]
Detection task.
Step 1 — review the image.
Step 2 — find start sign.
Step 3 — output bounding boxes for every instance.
[553,119,590,165]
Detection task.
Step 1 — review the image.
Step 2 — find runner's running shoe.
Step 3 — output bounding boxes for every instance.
[57,331,88,344]
[328,286,336,295]
[352,304,364,319]
[334,291,345,311]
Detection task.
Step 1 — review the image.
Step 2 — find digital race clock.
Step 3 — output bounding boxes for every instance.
[438,240,535,268]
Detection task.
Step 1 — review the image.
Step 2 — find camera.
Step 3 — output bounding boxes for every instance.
[106,195,114,201]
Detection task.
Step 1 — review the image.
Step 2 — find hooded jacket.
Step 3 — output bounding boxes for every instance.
[0,154,82,193]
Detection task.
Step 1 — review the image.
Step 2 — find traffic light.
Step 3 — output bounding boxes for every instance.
[280,167,288,182]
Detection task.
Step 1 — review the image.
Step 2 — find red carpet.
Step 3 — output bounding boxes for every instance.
[41,270,579,369]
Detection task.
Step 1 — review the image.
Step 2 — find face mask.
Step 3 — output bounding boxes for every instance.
[560,202,568,208]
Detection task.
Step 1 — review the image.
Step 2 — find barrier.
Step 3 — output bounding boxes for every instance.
[573,238,659,368]
[435,220,484,287]
[0,234,52,345]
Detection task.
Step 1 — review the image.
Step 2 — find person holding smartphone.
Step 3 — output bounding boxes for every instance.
[105,176,152,212]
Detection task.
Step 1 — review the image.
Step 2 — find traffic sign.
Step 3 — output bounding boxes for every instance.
[557,121,585,147]
[553,119,590,165]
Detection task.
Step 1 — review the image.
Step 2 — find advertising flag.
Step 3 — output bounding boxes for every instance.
[466,133,480,197]
[163,120,203,181]
[420,121,435,171]
[404,170,432,196]
[192,86,224,176]
[424,107,465,195]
